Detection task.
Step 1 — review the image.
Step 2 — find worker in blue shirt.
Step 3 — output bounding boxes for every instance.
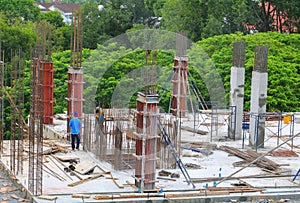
[69,111,82,150]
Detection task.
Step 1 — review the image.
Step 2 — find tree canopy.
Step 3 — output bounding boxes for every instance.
[0,0,299,117]
[48,32,300,113]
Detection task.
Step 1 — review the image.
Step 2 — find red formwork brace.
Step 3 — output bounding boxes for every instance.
[135,92,158,190]
[42,61,55,124]
[171,56,188,117]
[66,67,84,132]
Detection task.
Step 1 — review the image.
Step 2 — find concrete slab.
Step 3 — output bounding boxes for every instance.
[2,113,300,202]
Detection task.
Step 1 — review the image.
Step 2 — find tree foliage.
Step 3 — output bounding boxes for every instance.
[160,0,299,41]
[55,32,299,113]
[246,0,300,33]
[81,0,155,49]
[0,0,299,118]
[0,13,36,61]
[161,0,208,42]
[0,0,40,22]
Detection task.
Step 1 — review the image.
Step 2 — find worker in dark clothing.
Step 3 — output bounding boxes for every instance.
[69,111,81,150]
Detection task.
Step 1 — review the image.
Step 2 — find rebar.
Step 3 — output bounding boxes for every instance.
[254,46,268,72]
[232,41,246,68]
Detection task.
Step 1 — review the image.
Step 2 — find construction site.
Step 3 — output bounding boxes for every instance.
[1,10,300,203]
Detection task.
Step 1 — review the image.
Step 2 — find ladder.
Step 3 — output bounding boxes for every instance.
[157,118,196,188]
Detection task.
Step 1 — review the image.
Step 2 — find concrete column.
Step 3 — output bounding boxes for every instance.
[249,46,268,148]
[229,41,245,140]
[135,93,158,190]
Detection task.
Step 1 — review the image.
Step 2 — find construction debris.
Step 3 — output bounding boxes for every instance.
[38,195,58,201]
[184,163,202,169]
[55,155,80,163]
[219,146,280,171]
[170,172,180,178]
[270,150,298,157]
[68,172,107,187]
[74,160,97,175]
[158,170,172,177]
[10,194,27,202]
[0,187,17,193]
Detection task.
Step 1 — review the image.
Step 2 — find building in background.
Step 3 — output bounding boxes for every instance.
[34,2,81,25]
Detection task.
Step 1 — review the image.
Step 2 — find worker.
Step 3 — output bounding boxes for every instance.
[95,107,104,128]
[69,111,81,150]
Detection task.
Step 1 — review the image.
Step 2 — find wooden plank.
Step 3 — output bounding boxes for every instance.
[125,181,138,190]
[72,194,91,198]
[219,146,280,171]
[38,195,58,201]
[94,195,110,200]
[68,172,109,187]
[95,164,107,172]
[109,172,124,188]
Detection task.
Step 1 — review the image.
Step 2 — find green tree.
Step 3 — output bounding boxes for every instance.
[81,0,155,49]
[41,10,65,28]
[81,1,110,49]
[0,13,36,61]
[161,0,208,41]
[246,0,300,33]
[144,0,165,17]
[0,0,40,22]
[201,15,223,38]
[52,25,72,52]
[204,0,248,36]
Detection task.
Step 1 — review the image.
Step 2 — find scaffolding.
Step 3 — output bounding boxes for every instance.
[210,105,237,142]
[244,112,295,150]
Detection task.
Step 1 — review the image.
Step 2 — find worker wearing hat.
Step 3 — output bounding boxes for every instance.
[69,111,81,150]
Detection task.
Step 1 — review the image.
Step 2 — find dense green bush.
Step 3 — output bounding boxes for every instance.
[198,32,300,112]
